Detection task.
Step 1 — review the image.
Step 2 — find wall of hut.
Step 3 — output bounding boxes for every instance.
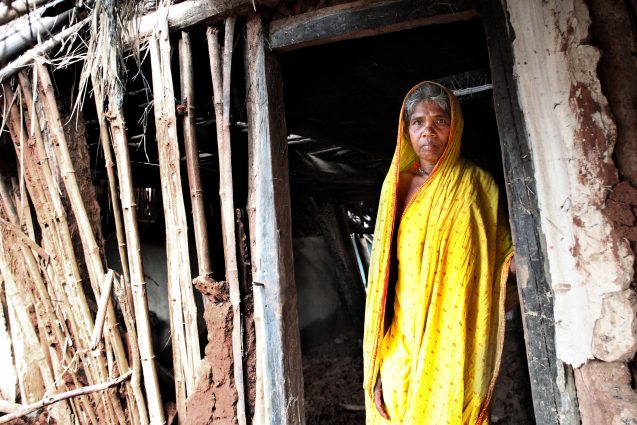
[501,0,637,423]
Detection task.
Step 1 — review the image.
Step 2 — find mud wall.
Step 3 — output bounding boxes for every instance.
[507,0,635,368]
[588,0,637,259]
[505,1,637,423]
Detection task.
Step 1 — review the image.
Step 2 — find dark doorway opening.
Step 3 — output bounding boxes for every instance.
[279,16,535,425]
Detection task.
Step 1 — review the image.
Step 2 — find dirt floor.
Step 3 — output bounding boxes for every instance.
[303,332,365,425]
[302,308,535,425]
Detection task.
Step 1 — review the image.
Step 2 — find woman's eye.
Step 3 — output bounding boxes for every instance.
[436,118,448,125]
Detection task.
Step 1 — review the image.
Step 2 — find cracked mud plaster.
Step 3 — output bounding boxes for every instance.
[507,0,636,366]
[593,290,637,362]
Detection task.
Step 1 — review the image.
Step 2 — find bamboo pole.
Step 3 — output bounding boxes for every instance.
[91,71,131,284]
[1,156,95,425]
[206,17,247,425]
[0,370,133,424]
[21,69,129,424]
[89,6,164,418]
[149,27,186,422]
[148,13,201,418]
[105,67,166,425]
[113,274,148,425]
[91,269,116,349]
[0,400,21,414]
[179,30,212,278]
[90,63,146,424]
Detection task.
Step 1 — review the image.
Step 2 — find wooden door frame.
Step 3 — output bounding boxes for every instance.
[255,0,577,423]
[481,1,579,423]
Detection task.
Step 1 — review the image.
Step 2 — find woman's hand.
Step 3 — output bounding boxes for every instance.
[374,374,390,419]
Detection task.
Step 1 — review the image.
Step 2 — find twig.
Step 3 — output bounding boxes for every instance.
[0,371,133,424]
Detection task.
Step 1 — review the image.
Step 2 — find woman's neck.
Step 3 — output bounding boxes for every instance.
[418,161,436,176]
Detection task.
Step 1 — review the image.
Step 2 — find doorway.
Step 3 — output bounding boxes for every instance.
[278,16,535,425]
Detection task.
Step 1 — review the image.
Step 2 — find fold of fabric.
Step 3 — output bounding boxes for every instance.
[363,82,513,425]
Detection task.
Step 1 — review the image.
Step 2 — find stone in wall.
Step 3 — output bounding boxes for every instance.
[574,360,637,425]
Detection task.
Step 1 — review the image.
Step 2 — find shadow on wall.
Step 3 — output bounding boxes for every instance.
[294,236,347,350]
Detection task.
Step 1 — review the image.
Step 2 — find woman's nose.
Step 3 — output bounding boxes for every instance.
[423,118,435,133]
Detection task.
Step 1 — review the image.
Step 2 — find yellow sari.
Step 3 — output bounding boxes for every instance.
[363,82,513,424]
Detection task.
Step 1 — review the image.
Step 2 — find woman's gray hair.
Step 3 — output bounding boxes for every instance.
[403,83,450,122]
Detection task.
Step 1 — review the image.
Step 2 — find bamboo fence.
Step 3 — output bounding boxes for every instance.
[0,7,257,424]
[0,75,131,424]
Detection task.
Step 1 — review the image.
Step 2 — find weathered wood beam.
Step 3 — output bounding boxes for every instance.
[245,14,304,425]
[482,0,580,423]
[135,0,254,40]
[268,0,478,52]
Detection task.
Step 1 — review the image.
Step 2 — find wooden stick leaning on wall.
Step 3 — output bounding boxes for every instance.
[112,272,147,425]
[179,30,212,278]
[149,12,201,419]
[2,82,116,422]
[91,70,131,285]
[90,67,148,425]
[91,269,116,349]
[24,67,131,424]
[206,18,247,425]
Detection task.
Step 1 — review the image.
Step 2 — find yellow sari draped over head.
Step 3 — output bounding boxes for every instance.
[363,82,513,424]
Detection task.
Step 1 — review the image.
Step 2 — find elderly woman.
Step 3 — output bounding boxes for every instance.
[363,82,514,424]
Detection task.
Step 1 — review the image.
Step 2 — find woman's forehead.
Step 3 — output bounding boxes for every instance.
[410,101,451,116]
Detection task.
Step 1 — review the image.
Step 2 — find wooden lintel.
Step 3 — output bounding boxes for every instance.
[268,0,478,52]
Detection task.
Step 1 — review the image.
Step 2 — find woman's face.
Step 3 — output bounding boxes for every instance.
[407,101,451,166]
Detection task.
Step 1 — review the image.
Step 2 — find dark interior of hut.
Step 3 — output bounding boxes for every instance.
[0,12,536,424]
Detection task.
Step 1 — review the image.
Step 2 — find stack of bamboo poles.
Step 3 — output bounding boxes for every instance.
[0,66,148,423]
[0,8,250,424]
